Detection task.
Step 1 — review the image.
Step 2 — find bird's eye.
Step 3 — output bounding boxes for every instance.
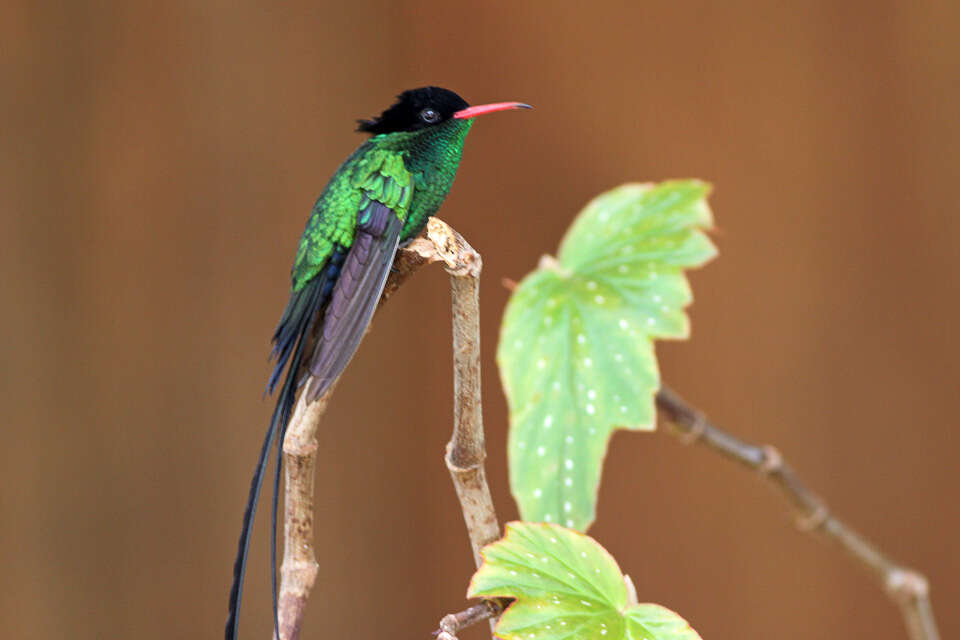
[420,108,441,123]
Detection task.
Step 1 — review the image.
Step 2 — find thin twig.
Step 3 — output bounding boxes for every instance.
[434,600,504,640]
[424,218,501,565]
[655,385,940,640]
[274,218,492,640]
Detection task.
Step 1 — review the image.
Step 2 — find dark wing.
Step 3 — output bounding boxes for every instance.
[306,200,403,401]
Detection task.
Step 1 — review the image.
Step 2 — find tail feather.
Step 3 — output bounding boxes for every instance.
[226,273,328,640]
[225,398,280,640]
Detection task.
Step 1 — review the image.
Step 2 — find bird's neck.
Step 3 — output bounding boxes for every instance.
[375,119,474,239]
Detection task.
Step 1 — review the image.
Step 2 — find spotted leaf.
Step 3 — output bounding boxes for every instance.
[469,522,701,640]
[498,181,716,531]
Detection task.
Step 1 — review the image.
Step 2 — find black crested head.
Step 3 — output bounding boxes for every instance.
[357,86,469,135]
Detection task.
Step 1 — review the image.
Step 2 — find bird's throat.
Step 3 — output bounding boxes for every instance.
[393,118,474,241]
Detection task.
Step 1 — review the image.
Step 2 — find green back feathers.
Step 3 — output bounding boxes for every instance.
[290,117,473,292]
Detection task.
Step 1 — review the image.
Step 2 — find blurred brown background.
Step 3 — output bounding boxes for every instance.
[2,1,958,638]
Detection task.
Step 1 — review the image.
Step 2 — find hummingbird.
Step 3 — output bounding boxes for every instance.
[226,86,531,640]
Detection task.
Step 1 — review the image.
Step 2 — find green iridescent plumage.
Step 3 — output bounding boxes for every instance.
[291,118,473,292]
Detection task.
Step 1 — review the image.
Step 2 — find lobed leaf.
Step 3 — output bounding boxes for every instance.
[498,181,716,531]
[469,522,701,640]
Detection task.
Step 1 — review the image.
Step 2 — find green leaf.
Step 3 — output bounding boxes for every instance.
[469,522,701,640]
[497,181,716,531]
